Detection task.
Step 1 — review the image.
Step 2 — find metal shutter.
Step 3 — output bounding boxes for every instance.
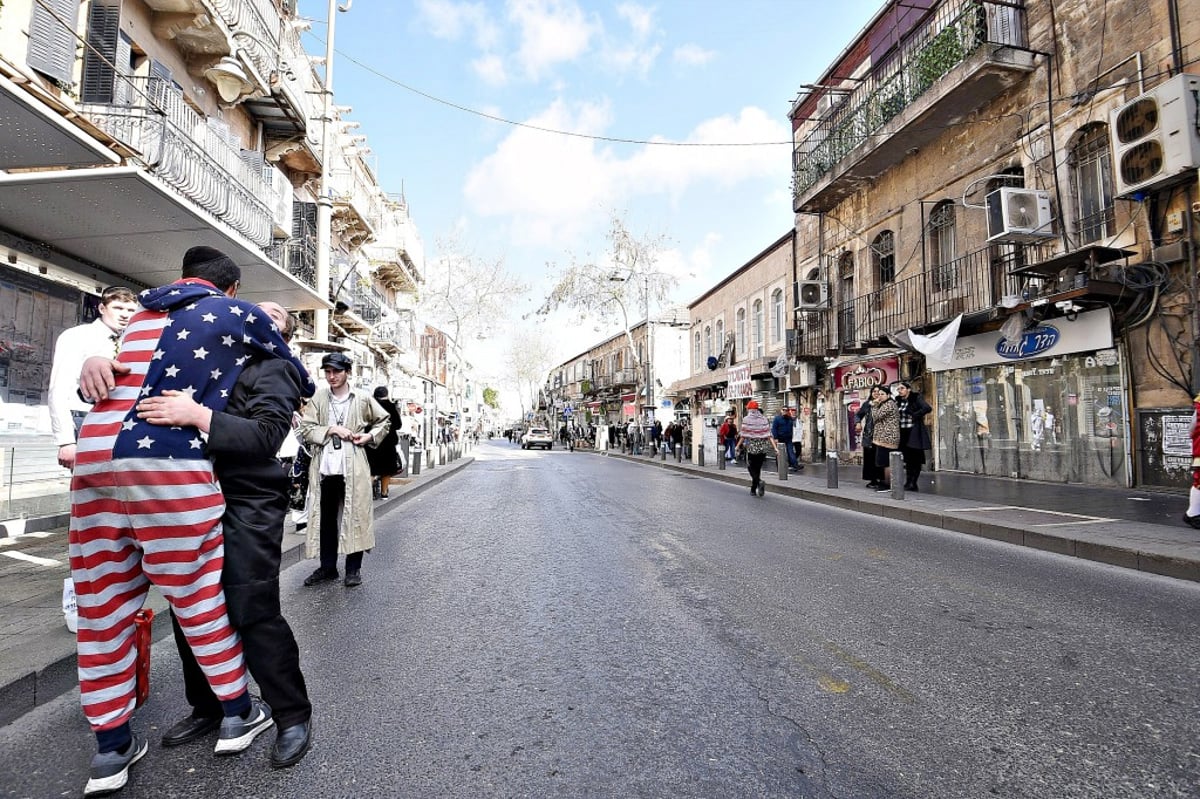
[81,1,121,103]
[27,0,79,85]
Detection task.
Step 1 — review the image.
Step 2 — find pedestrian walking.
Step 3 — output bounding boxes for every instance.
[298,353,391,588]
[771,406,801,471]
[738,400,773,496]
[48,285,138,471]
[869,385,900,492]
[367,386,402,500]
[893,381,932,491]
[70,246,313,796]
[137,301,313,768]
[719,411,738,462]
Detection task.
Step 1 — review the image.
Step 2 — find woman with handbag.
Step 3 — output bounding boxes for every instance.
[737,400,774,497]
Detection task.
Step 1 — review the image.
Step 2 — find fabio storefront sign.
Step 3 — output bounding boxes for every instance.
[833,358,899,392]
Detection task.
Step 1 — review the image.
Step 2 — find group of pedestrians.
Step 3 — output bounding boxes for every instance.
[52,245,399,796]
[855,382,931,492]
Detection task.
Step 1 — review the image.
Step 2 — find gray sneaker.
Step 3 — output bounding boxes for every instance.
[214,698,274,755]
[84,735,148,796]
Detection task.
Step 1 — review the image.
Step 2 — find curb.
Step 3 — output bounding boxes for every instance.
[597,451,1200,584]
[0,456,474,730]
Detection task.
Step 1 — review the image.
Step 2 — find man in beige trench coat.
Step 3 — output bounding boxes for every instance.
[298,352,391,588]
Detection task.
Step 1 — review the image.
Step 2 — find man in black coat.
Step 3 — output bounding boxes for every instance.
[894,381,933,491]
[135,302,313,768]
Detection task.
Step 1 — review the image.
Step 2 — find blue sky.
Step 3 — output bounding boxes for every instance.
[301,0,884,393]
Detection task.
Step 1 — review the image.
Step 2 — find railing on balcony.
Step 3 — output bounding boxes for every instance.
[264,239,317,288]
[792,0,1026,199]
[369,320,409,352]
[347,281,385,325]
[211,0,281,82]
[797,241,1052,356]
[330,158,383,235]
[82,77,277,245]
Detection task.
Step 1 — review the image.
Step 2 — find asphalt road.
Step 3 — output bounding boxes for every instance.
[2,441,1199,798]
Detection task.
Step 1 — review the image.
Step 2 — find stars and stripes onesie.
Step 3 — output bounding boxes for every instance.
[68,278,314,741]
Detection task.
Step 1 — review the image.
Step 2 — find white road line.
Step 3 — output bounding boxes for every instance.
[0,531,53,546]
[1,551,63,567]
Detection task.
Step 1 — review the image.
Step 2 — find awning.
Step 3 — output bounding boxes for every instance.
[0,167,329,310]
[0,73,119,170]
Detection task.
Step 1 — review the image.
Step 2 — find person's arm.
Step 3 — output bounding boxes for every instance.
[353,398,391,447]
[297,394,335,446]
[48,328,80,449]
[205,361,300,458]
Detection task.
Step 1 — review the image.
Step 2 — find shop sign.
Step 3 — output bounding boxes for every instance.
[727,364,752,399]
[833,359,899,392]
[928,308,1113,372]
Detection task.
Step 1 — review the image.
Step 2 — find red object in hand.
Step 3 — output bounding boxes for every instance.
[133,609,154,707]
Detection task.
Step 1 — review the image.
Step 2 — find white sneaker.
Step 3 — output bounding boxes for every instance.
[214,698,274,755]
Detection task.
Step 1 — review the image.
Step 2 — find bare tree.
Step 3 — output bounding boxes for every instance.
[423,233,528,345]
[538,212,676,445]
[504,327,556,427]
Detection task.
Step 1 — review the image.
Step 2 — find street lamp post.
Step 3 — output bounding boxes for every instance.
[315,0,352,342]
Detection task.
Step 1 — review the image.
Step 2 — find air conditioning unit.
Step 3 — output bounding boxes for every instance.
[1110,73,1200,197]
[786,361,818,390]
[985,188,1054,243]
[751,377,778,393]
[796,280,829,309]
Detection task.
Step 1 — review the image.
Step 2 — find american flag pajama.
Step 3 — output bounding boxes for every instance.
[68,279,312,733]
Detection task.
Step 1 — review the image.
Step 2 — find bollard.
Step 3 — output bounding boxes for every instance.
[890,450,905,499]
[826,452,838,488]
[717,448,725,470]
[660,444,666,461]
[675,445,682,463]
[698,443,705,468]
[400,439,411,478]
[411,450,422,475]
[777,443,788,481]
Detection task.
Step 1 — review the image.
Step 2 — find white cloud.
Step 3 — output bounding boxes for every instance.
[616,2,655,39]
[416,0,501,49]
[472,54,508,85]
[673,43,715,67]
[508,0,597,79]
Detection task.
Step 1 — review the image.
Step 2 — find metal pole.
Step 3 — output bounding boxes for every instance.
[826,452,838,488]
[717,448,725,470]
[698,443,705,468]
[890,450,905,499]
[777,442,788,480]
[314,0,339,342]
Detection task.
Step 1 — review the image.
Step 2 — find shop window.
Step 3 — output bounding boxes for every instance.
[1069,123,1115,245]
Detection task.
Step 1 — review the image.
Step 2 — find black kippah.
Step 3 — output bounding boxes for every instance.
[183,245,227,268]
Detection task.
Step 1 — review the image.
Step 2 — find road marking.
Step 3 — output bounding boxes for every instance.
[0,531,54,547]
[2,550,63,567]
[943,505,1115,525]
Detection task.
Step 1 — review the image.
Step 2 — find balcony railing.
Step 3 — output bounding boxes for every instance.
[797,242,1052,356]
[212,0,282,82]
[792,0,1027,203]
[82,77,278,245]
[264,238,317,288]
[347,281,385,326]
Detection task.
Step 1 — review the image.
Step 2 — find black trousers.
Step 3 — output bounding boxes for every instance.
[320,475,364,574]
[171,487,311,728]
[747,452,767,488]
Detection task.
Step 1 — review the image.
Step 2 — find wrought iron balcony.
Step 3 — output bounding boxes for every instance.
[82,77,279,246]
[795,242,1055,357]
[792,0,1033,212]
[263,237,317,289]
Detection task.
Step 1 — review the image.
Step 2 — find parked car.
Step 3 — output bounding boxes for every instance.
[521,427,554,450]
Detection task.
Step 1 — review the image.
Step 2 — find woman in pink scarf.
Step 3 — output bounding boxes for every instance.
[738,400,774,497]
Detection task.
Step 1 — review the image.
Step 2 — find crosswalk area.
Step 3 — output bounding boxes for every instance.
[0,530,68,569]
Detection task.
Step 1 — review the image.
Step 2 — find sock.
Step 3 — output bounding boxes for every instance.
[1189,486,1200,517]
[221,691,252,719]
[96,722,132,754]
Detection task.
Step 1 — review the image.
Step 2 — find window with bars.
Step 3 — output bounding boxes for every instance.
[1069,124,1115,245]
[929,201,957,291]
[873,231,896,285]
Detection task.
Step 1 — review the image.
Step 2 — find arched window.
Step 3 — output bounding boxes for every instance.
[873,231,895,284]
[929,201,957,291]
[703,325,712,362]
[736,308,746,360]
[715,319,724,359]
[1069,123,1114,244]
[770,288,784,344]
[752,299,764,357]
[693,332,701,372]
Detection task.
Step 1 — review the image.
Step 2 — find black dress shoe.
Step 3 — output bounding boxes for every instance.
[344,571,362,587]
[161,714,221,747]
[270,721,312,768]
[303,567,338,587]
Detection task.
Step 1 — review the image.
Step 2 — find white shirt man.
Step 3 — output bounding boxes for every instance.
[48,286,138,469]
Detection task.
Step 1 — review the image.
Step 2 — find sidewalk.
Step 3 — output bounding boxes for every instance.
[0,455,474,729]
[599,447,1200,583]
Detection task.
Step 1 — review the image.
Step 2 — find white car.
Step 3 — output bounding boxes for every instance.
[521,427,554,450]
